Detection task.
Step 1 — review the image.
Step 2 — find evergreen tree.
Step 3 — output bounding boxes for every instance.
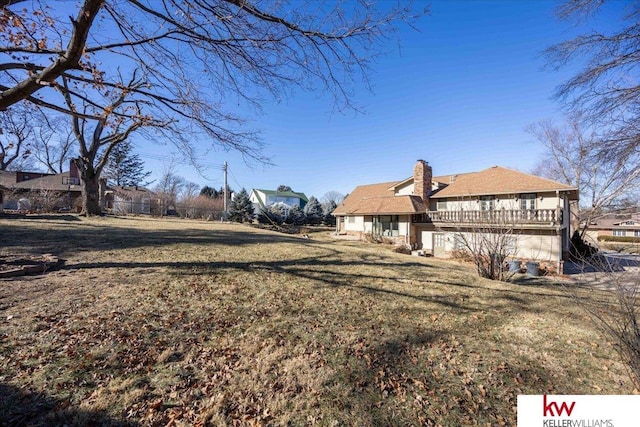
[285,205,306,225]
[200,186,219,199]
[104,140,151,187]
[228,188,254,223]
[304,196,323,225]
[323,199,338,226]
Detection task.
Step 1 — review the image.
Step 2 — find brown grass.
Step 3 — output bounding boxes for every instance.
[0,215,634,426]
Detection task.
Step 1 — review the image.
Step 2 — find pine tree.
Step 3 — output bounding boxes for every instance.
[228,188,254,223]
[303,196,323,225]
[323,199,338,226]
[200,186,219,199]
[104,140,151,187]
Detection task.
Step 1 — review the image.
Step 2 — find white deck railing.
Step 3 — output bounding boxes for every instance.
[425,208,563,226]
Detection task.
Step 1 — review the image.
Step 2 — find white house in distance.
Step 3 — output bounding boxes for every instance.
[249,188,309,216]
[333,160,578,271]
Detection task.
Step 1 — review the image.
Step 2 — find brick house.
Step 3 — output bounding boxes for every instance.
[333,160,578,270]
[584,214,640,242]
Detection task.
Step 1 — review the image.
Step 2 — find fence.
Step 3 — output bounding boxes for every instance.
[105,198,226,220]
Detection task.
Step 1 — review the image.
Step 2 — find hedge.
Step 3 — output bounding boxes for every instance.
[597,235,640,243]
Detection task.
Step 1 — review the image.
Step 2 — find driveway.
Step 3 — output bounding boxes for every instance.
[564,252,640,292]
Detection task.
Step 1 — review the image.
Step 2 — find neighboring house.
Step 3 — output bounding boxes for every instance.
[249,188,309,216]
[333,160,578,270]
[9,164,82,211]
[105,186,155,215]
[584,214,640,242]
[0,165,82,211]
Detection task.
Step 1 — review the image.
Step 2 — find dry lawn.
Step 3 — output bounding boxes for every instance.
[0,215,633,426]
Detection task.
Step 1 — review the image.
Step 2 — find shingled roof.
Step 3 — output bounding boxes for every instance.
[430,166,577,199]
[12,172,82,193]
[332,181,427,215]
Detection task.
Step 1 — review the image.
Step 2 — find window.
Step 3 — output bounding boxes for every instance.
[373,215,399,237]
[347,216,355,224]
[613,230,626,237]
[453,234,465,250]
[520,193,536,211]
[62,176,80,185]
[635,230,640,238]
[436,199,447,211]
[480,196,494,211]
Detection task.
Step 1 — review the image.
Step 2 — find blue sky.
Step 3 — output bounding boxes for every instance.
[136,0,623,200]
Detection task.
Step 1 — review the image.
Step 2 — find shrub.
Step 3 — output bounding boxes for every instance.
[392,245,411,255]
[598,235,640,244]
[450,249,473,263]
[570,230,598,260]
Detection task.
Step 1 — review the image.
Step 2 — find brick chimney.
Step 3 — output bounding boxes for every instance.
[413,159,432,203]
[70,159,80,180]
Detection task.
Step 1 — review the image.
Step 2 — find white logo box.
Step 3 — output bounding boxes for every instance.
[518,395,640,427]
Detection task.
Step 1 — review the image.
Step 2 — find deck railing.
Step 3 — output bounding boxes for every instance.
[425,208,563,226]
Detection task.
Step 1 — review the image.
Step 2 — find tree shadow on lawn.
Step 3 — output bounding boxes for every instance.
[0,222,309,258]
[58,249,587,318]
[0,213,82,222]
[0,383,136,427]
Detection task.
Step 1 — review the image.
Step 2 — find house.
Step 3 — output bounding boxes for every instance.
[4,163,83,211]
[0,166,83,211]
[333,160,578,271]
[584,214,640,242]
[249,188,309,216]
[105,186,156,215]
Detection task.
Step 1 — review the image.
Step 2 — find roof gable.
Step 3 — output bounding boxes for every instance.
[333,181,426,215]
[252,188,308,202]
[430,166,577,198]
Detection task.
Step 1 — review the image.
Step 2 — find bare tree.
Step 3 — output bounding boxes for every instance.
[30,115,76,174]
[546,0,640,163]
[1,103,75,173]
[1,0,425,215]
[0,103,34,170]
[439,200,520,281]
[566,252,640,390]
[321,190,345,206]
[528,114,640,235]
[62,72,170,215]
[154,163,186,216]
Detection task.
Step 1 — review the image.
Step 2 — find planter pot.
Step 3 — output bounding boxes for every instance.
[526,261,540,277]
[508,259,522,273]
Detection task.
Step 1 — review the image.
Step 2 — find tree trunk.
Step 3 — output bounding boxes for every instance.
[80,170,102,216]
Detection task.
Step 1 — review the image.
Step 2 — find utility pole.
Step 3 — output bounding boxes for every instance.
[223,161,228,220]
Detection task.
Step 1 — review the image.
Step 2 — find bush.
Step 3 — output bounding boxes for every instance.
[598,235,640,243]
[450,249,473,263]
[257,209,282,225]
[570,230,598,260]
[392,245,411,255]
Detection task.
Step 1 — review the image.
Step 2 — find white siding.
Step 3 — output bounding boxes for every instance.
[395,182,415,196]
[433,192,564,212]
[344,215,365,232]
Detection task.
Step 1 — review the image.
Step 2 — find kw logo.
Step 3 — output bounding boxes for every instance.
[543,395,576,417]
